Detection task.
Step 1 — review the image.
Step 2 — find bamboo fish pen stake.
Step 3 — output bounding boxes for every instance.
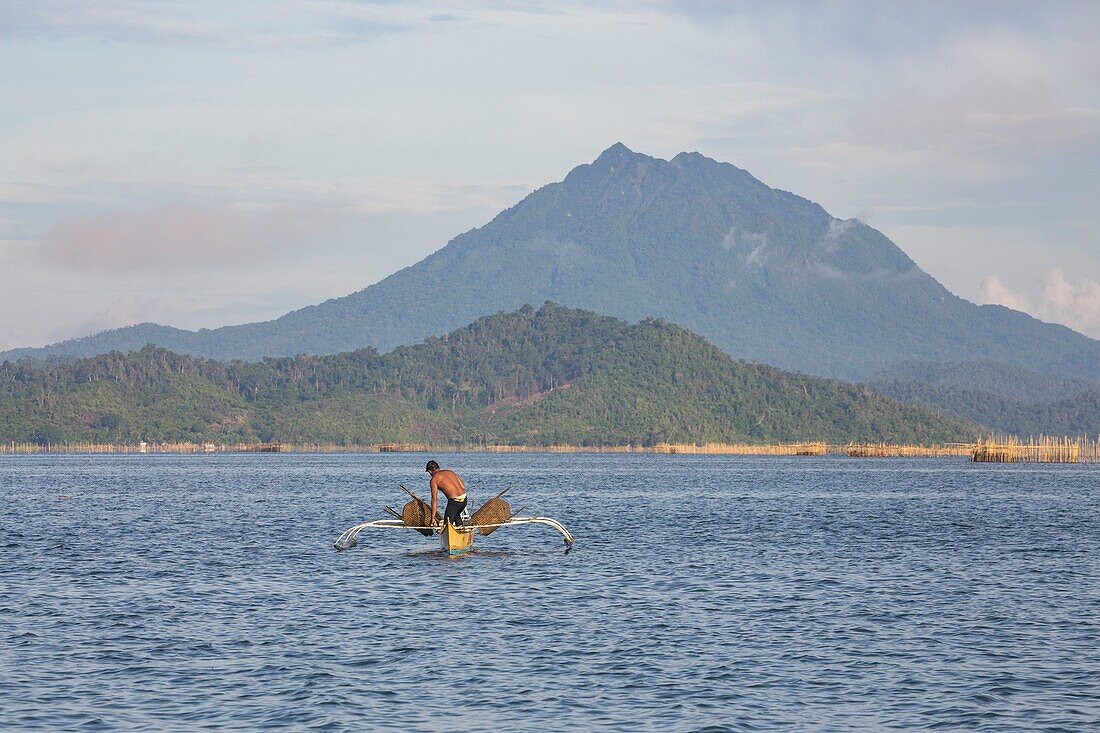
[972,436,1084,463]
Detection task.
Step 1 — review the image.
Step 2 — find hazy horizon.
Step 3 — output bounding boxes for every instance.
[2,1,1098,349]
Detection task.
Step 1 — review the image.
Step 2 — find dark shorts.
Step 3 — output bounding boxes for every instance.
[445,497,468,527]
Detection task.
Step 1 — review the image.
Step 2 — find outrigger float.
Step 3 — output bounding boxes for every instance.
[333,485,574,555]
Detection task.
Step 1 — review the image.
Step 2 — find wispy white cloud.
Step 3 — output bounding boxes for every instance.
[981,269,1100,339]
[1038,268,1100,338]
[775,31,1100,186]
[42,204,262,272]
[719,226,769,265]
[64,286,319,337]
[0,0,642,50]
[981,275,1029,312]
[0,0,414,49]
[36,177,528,274]
[65,294,172,337]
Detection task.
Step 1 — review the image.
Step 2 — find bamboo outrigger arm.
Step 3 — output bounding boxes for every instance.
[496,516,575,548]
[333,519,408,550]
[333,516,574,551]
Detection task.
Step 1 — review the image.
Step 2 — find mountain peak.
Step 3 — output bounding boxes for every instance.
[561,142,661,189]
[671,150,708,163]
[671,149,724,170]
[589,142,667,172]
[594,141,637,163]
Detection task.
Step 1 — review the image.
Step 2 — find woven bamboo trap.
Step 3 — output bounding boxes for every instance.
[403,499,442,536]
[470,488,514,536]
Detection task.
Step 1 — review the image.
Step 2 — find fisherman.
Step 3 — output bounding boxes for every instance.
[426,460,470,528]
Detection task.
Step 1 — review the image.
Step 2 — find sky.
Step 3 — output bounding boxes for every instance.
[1,0,1098,350]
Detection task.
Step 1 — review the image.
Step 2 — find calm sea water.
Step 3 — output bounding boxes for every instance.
[2,453,1098,731]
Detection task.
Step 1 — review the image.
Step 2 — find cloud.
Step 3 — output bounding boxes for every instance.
[35,171,530,274]
[822,218,858,252]
[980,275,1029,312]
[677,17,1096,199]
[0,0,417,49]
[1038,268,1100,338]
[787,82,1100,188]
[857,79,1100,162]
[60,286,320,339]
[42,204,262,272]
[981,269,1100,338]
[65,295,169,338]
[0,1,635,50]
[719,226,769,266]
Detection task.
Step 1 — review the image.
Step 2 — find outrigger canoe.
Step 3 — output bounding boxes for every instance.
[333,515,574,554]
[334,485,573,554]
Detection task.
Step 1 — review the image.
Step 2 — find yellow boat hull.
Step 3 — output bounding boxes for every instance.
[441,522,474,555]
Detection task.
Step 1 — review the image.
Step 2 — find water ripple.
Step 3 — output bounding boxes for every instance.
[2,454,1099,731]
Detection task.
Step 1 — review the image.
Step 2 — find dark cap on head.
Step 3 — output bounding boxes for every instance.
[425,460,440,472]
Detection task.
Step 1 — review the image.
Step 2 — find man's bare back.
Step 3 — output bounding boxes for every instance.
[426,460,469,527]
[430,469,466,500]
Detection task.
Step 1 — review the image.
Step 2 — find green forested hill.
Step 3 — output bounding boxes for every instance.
[869,381,1100,437]
[866,360,1099,436]
[0,304,973,446]
[870,360,1097,403]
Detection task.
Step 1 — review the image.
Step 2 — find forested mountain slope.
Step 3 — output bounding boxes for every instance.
[0,304,972,446]
[866,359,1099,436]
[7,144,1098,381]
[870,361,1097,403]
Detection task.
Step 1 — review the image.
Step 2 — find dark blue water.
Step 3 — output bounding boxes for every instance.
[2,454,1099,731]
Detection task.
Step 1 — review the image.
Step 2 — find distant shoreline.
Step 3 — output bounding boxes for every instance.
[3,438,1098,462]
[0,440,946,456]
